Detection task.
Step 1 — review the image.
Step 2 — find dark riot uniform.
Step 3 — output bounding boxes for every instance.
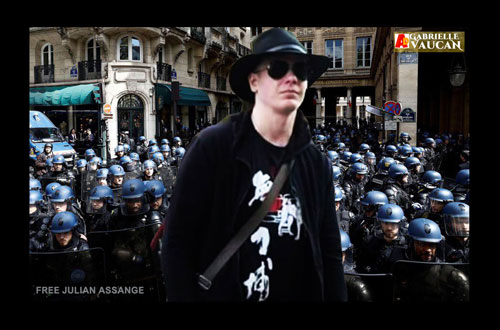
[356,230,407,274]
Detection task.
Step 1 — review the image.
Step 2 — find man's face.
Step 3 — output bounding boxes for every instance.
[430,200,445,213]
[355,173,365,182]
[45,147,52,154]
[366,158,375,165]
[98,178,107,186]
[55,231,73,247]
[145,168,154,177]
[113,176,124,186]
[380,221,399,241]
[452,217,470,236]
[53,201,68,213]
[401,174,409,183]
[125,198,143,214]
[151,196,163,210]
[249,55,308,114]
[162,151,169,158]
[414,240,437,262]
[29,204,38,215]
[91,199,104,211]
[89,163,98,171]
[53,163,63,172]
[364,207,376,218]
[335,201,341,212]
[117,151,124,158]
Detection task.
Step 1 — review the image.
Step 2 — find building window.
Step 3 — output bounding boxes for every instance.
[118,36,142,62]
[325,39,343,69]
[42,43,54,65]
[251,27,262,37]
[302,41,313,54]
[357,37,371,68]
[87,38,101,61]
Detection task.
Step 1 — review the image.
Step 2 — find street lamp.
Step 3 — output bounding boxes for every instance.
[449,54,467,87]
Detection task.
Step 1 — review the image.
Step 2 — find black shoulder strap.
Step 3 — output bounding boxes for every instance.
[197,161,292,291]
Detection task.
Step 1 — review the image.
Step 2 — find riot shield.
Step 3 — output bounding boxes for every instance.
[30,247,106,302]
[39,175,58,191]
[124,170,139,181]
[158,166,176,196]
[86,223,164,302]
[81,170,97,206]
[391,260,470,302]
[344,271,394,302]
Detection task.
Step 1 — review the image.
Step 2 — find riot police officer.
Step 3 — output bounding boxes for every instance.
[416,188,455,228]
[404,156,422,200]
[349,191,389,251]
[49,185,86,236]
[413,170,443,206]
[160,144,174,166]
[358,143,370,156]
[397,132,411,147]
[84,149,96,162]
[87,156,103,171]
[108,165,126,190]
[96,168,109,186]
[172,146,186,167]
[327,150,340,167]
[342,162,368,215]
[109,179,152,230]
[147,145,160,160]
[75,159,87,176]
[120,155,140,180]
[85,185,115,232]
[406,218,444,262]
[423,137,437,171]
[383,164,417,219]
[364,152,377,180]
[136,136,149,161]
[141,160,161,182]
[452,169,469,202]
[35,143,54,178]
[335,186,355,233]
[29,190,53,251]
[41,154,76,190]
[110,145,125,166]
[144,180,168,224]
[442,202,469,263]
[383,145,398,159]
[129,152,142,170]
[356,204,407,274]
[48,211,89,252]
[366,157,395,192]
[395,144,413,164]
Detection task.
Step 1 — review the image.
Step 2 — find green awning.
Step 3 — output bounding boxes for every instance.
[156,83,211,107]
[30,84,101,106]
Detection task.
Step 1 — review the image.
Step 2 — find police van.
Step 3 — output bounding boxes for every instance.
[29,111,77,165]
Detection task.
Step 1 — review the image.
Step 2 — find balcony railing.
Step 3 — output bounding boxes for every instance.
[198,72,211,89]
[157,62,172,82]
[34,64,54,83]
[190,27,206,43]
[78,59,101,80]
[216,76,226,91]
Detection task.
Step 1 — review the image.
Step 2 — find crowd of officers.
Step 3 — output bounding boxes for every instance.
[28,120,470,301]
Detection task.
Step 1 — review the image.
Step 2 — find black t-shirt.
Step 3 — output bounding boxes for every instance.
[237,121,313,302]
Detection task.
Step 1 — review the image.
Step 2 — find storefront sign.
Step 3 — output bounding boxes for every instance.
[385,120,398,130]
[399,53,418,64]
[102,103,113,119]
[400,107,416,122]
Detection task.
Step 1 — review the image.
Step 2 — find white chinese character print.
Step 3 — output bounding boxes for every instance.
[248,171,273,207]
[250,227,270,256]
[243,258,273,301]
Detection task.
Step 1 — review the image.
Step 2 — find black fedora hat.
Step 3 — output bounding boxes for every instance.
[229,28,330,102]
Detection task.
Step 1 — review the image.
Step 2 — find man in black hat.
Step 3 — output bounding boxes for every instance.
[162,28,347,302]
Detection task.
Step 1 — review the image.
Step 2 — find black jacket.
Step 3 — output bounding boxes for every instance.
[162,109,347,302]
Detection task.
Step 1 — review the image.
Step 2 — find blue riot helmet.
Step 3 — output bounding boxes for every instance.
[358,143,370,154]
[435,138,442,146]
[30,178,42,191]
[173,136,182,145]
[120,156,135,172]
[336,142,346,152]
[340,229,352,252]
[412,146,423,157]
[160,138,169,145]
[46,158,54,169]
[421,170,443,189]
[455,169,470,188]
[87,185,114,214]
[129,152,140,163]
[123,143,130,154]
[400,132,411,142]
[341,151,352,164]
[352,162,368,175]
[404,156,421,172]
[29,190,44,215]
[45,182,61,199]
[96,168,109,186]
[327,150,339,165]
[120,179,150,216]
[361,191,388,215]
[175,147,186,159]
[85,149,96,161]
[148,138,157,147]
[144,180,168,211]
[76,159,87,172]
[142,160,157,179]
[339,229,354,271]
[50,211,78,234]
[160,144,171,154]
[442,202,469,237]
[377,157,396,175]
[425,137,436,148]
[385,145,397,157]
[148,145,160,159]
[349,153,363,164]
[115,144,125,157]
[407,218,444,262]
[152,152,165,166]
[364,152,376,166]
[388,164,409,182]
[50,185,75,214]
[377,204,404,223]
[88,156,102,171]
[108,165,125,187]
[51,154,66,172]
[332,166,342,185]
[334,186,343,202]
[428,188,454,214]
[398,145,413,159]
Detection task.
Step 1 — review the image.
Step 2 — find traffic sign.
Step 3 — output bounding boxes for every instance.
[384,101,402,115]
[103,104,112,114]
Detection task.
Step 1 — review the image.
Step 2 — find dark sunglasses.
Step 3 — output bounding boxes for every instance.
[255,59,308,81]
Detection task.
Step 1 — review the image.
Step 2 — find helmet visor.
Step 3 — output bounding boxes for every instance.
[444,215,469,237]
[120,196,150,216]
[86,197,107,215]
